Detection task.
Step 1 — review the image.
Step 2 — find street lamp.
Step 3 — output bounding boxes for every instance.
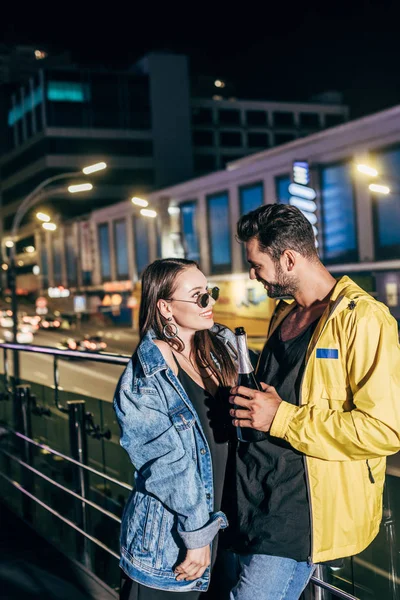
[369,183,391,195]
[355,163,392,195]
[8,161,106,383]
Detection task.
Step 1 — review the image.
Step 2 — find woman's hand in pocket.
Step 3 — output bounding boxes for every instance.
[175,545,211,581]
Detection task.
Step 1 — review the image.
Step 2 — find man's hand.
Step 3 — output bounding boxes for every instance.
[174,545,210,581]
[229,382,282,433]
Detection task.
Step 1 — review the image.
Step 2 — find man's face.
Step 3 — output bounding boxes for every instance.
[245,238,298,298]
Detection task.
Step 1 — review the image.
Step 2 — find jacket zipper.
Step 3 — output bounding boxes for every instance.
[299,294,347,564]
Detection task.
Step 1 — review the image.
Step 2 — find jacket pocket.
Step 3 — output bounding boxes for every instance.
[170,406,195,431]
[320,386,353,411]
[142,496,158,552]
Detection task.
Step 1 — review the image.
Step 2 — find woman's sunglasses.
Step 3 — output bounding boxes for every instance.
[168,286,220,309]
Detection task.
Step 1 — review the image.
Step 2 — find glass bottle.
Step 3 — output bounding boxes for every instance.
[234,326,267,443]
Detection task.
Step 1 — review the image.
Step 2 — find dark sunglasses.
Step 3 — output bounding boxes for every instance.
[168,286,220,309]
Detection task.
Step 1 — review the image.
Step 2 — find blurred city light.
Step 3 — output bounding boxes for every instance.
[369,183,390,195]
[33,265,40,275]
[82,162,107,174]
[24,246,35,253]
[357,164,378,177]
[1,263,8,271]
[168,206,180,215]
[140,208,157,218]
[42,222,57,231]
[131,196,148,207]
[5,240,14,248]
[214,80,226,88]
[68,183,93,193]
[36,212,51,222]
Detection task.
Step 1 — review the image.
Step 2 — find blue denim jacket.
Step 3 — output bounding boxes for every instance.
[113,326,237,591]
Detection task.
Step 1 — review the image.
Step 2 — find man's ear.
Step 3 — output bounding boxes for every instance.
[157,299,172,320]
[282,249,297,272]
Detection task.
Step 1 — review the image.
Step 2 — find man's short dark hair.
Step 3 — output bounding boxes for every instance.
[237,203,319,262]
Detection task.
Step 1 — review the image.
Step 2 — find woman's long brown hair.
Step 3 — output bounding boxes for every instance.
[139,258,236,387]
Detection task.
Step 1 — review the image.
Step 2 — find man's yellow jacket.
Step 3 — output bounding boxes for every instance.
[266,276,400,563]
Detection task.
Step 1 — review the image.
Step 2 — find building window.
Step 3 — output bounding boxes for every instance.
[320,162,358,263]
[325,113,345,128]
[218,109,241,125]
[98,223,111,281]
[114,219,129,279]
[372,147,400,259]
[133,217,149,277]
[8,86,43,126]
[246,110,267,126]
[194,154,217,174]
[207,192,231,273]
[274,133,296,146]
[273,112,294,127]
[247,132,269,148]
[192,107,213,125]
[239,183,264,269]
[219,131,242,147]
[193,130,214,147]
[275,175,291,204]
[180,201,200,261]
[300,113,320,128]
[65,232,77,285]
[52,236,62,285]
[47,81,91,103]
[239,182,264,216]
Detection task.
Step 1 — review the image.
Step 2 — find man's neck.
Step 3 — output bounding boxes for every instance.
[293,266,337,310]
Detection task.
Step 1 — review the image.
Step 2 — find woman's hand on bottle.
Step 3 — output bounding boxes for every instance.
[174,545,211,581]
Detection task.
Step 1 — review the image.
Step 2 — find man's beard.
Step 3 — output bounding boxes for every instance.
[261,263,298,298]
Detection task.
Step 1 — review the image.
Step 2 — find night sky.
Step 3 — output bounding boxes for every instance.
[1,0,400,118]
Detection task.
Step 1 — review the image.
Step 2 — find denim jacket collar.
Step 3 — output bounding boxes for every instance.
[137,326,237,377]
[137,330,167,377]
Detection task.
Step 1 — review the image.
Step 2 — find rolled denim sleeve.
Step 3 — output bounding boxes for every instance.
[114,378,224,546]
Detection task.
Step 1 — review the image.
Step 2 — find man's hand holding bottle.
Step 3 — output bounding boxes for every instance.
[229,382,282,433]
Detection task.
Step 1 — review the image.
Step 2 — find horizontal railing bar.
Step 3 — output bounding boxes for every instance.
[0,460,357,598]
[0,447,121,524]
[5,427,133,491]
[310,576,359,599]
[0,342,130,365]
[0,470,120,559]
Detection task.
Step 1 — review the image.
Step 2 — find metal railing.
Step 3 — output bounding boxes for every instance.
[0,342,360,599]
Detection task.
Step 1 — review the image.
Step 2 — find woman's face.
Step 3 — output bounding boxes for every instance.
[168,266,216,333]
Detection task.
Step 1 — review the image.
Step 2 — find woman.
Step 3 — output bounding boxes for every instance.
[113,258,237,598]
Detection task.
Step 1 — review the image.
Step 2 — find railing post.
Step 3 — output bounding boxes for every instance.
[67,399,90,569]
[15,385,34,522]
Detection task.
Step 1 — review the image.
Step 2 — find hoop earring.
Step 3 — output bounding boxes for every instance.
[163,317,178,339]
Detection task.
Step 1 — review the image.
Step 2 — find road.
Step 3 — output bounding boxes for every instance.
[0,326,139,403]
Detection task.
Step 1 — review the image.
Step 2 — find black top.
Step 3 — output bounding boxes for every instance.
[222,319,318,561]
[173,356,229,512]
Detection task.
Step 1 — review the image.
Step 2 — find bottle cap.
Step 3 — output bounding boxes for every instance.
[235,327,246,335]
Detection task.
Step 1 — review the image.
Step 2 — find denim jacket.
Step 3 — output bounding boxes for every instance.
[113,325,237,591]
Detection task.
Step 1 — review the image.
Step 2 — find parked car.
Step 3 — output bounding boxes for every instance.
[0,316,13,328]
[59,335,107,352]
[3,328,34,344]
[39,316,61,330]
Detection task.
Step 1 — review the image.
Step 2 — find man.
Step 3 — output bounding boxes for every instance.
[224,203,400,600]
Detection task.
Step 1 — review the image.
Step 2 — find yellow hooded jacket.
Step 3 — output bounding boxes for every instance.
[266,276,400,563]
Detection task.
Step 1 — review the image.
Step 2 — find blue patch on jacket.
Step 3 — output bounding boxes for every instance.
[316,348,339,359]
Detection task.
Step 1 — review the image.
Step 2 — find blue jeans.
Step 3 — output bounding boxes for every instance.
[227,553,315,600]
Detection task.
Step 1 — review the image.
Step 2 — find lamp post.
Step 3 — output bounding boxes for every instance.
[9,162,106,384]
